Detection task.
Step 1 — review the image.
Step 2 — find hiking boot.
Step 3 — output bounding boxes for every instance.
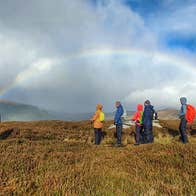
[114,143,122,147]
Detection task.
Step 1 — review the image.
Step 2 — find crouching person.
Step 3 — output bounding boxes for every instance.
[91,104,104,145]
[132,104,144,145]
[114,101,124,147]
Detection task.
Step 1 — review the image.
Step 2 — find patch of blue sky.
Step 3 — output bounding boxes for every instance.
[166,34,196,52]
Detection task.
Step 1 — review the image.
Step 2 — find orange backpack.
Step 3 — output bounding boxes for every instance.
[186,104,196,123]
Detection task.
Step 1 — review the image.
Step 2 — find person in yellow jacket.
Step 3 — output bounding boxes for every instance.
[91,104,104,145]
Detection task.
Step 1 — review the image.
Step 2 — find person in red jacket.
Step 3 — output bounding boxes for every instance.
[132,104,144,145]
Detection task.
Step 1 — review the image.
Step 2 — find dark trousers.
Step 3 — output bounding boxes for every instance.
[179,118,188,143]
[116,125,122,144]
[135,125,144,144]
[94,128,102,145]
[143,124,154,143]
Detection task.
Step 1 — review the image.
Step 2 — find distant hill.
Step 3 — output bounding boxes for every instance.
[52,111,93,121]
[0,100,55,121]
[0,100,95,121]
[0,100,180,121]
[0,100,131,122]
[157,109,179,120]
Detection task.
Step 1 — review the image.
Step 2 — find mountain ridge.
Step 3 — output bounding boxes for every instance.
[0,99,179,121]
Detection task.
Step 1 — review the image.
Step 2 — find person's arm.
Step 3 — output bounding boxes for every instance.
[154,111,158,120]
[121,106,124,117]
[179,105,187,118]
[132,112,139,121]
[114,107,123,123]
[91,112,98,122]
[114,109,119,124]
[152,108,158,120]
[142,108,146,123]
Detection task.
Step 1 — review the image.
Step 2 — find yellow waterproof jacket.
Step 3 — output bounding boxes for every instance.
[91,104,104,129]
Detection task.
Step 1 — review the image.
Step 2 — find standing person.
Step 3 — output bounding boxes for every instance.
[179,97,189,144]
[132,104,144,145]
[114,101,124,147]
[91,104,104,145]
[142,100,155,144]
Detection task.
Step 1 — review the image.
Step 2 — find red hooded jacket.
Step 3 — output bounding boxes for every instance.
[132,104,143,126]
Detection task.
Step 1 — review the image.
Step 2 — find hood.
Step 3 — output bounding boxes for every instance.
[137,104,143,112]
[144,100,151,106]
[96,104,103,111]
[180,97,187,105]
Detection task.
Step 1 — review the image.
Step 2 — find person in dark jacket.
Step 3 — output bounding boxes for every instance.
[142,100,155,143]
[114,101,124,147]
[179,97,189,144]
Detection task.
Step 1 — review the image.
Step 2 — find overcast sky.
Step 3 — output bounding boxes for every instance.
[0,0,196,113]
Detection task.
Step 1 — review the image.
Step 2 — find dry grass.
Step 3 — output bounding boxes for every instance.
[0,120,195,195]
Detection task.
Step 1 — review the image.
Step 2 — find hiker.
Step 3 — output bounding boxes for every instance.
[142,100,156,143]
[179,97,189,144]
[132,104,144,145]
[91,104,105,145]
[114,101,124,147]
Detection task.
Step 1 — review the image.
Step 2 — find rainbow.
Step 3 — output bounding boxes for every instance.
[0,47,195,97]
[64,47,196,71]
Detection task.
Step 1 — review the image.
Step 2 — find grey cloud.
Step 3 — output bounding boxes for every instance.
[0,0,196,113]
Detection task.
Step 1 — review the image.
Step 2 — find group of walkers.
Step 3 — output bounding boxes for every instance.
[91,97,195,146]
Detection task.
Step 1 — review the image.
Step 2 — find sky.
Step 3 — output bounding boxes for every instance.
[0,0,196,113]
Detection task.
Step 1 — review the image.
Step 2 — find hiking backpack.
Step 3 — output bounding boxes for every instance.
[99,111,105,122]
[186,104,196,123]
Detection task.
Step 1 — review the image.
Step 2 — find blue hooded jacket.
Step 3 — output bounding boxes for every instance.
[179,97,187,118]
[142,104,155,126]
[114,104,124,125]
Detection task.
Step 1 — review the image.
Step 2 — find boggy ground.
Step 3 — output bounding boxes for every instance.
[0,120,195,195]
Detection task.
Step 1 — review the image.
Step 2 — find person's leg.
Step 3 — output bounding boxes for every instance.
[143,125,147,144]
[179,119,183,142]
[146,128,150,143]
[116,125,119,144]
[98,128,102,144]
[116,125,122,145]
[135,125,141,144]
[94,128,99,145]
[149,124,154,143]
[182,118,188,143]
[179,118,188,143]
[119,125,122,144]
[145,124,152,144]
[144,125,150,143]
[140,126,144,144]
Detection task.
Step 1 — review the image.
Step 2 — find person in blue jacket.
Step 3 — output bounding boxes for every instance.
[142,100,156,143]
[179,97,189,144]
[114,101,124,147]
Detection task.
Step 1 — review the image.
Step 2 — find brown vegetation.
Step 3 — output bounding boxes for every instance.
[0,120,195,195]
